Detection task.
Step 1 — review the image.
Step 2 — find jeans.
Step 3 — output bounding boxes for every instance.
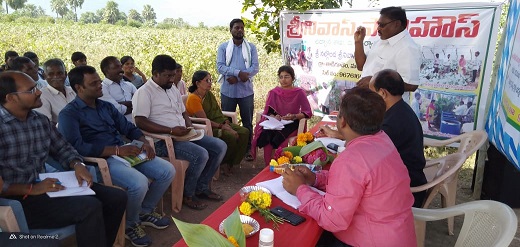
[155,135,226,197]
[106,157,175,227]
[15,183,127,247]
[221,93,254,151]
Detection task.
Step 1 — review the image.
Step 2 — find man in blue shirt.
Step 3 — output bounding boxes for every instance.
[217,18,260,161]
[0,71,126,247]
[58,66,175,247]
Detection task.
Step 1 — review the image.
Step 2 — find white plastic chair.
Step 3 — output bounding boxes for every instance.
[412,200,517,247]
[424,130,488,159]
[411,152,467,246]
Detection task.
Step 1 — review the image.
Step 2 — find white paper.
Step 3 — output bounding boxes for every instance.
[260,115,294,130]
[256,176,325,209]
[39,171,96,198]
[315,137,346,154]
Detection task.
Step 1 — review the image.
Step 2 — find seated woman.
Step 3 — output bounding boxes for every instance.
[251,65,312,166]
[121,56,147,89]
[185,70,249,174]
[282,87,416,247]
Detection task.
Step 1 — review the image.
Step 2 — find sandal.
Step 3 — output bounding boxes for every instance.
[245,152,254,161]
[183,196,208,210]
[196,190,223,202]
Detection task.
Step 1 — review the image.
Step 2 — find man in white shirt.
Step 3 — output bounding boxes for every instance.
[173,63,187,95]
[470,51,482,83]
[99,56,137,121]
[354,6,421,103]
[10,56,48,89]
[34,58,76,125]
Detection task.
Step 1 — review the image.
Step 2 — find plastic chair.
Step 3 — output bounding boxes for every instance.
[254,111,307,168]
[181,95,238,137]
[424,130,488,159]
[0,159,126,247]
[411,152,467,246]
[412,200,517,247]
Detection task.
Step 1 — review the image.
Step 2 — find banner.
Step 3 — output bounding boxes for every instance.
[280,2,502,139]
[487,0,520,169]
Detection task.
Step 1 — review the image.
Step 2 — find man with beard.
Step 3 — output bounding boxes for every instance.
[58,65,175,247]
[217,18,259,161]
[0,71,127,247]
[100,56,137,121]
[133,55,226,210]
[35,59,76,125]
[354,6,421,103]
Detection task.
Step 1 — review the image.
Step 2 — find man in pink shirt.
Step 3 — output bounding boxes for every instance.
[283,87,416,247]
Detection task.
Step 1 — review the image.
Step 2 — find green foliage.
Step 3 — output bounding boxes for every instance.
[0,21,282,117]
[142,4,156,24]
[101,0,121,24]
[66,0,84,21]
[50,0,68,18]
[241,0,341,54]
[5,0,26,14]
[79,11,98,23]
[127,9,142,23]
[15,3,45,18]
[127,19,142,28]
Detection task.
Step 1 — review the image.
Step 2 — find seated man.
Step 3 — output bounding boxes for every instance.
[0,50,18,72]
[58,66,175,247]
[10,56,48,88]
[100,56,137,122]
[23,51,45,80]
[133,55,227,210]
[0,71,127,247]
[66,51,88,87]
[369,69,427,207]
[283,87,416,246]
[319,69,427,207]
[34,58,76,125]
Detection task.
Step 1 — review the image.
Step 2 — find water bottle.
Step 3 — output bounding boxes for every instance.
[258,228,274,247]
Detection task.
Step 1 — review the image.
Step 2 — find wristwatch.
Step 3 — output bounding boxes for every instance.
[71,161,86,169]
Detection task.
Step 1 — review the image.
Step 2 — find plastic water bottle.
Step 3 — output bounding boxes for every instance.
[258,228,274,247]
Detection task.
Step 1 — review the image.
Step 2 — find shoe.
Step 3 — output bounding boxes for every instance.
[140,212,170,229]
[125,223,152,247]
[183,196,208,210]
[196,190,223,201]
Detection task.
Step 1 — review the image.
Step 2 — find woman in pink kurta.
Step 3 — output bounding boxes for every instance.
[251,65,312,166]
[282,87,416,247]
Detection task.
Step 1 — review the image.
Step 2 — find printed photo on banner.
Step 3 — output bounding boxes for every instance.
[280,2,501,139]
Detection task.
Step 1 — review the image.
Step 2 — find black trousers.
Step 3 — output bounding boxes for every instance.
[11,183,127,247]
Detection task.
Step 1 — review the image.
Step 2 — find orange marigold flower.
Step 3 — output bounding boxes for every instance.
[228,236,239,247]
[283,151,293,160]
[277,156,290,165]
[305,132,314,142]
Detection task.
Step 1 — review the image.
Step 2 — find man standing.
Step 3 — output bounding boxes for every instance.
[217,18,259,161]
[369,69,427,207]
[133,55,226,210]
[354,6,421,103]
[34,58,76,125]
[58,66,175,247]
[100,56,137,121]
[471,51,482,83]
[0,71,127,247]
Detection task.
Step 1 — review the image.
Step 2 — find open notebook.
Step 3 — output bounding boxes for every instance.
[256,176,325,209]
[39,171,96,198]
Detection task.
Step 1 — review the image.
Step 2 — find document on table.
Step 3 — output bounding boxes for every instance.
[39,171,96,198]
[259,115,293,130]
[256,176,325,209]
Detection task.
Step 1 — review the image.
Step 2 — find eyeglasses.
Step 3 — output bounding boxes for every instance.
[377,20,398,28]
[203,78,212,84]
[10,84,42,95]
[279,75,292,80]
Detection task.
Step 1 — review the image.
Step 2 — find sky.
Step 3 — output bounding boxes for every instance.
[26,0,501,27]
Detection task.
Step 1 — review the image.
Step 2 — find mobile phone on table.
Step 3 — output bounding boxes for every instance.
[270,206,306,226]
[327,143,339,152]
[130,140,144,149]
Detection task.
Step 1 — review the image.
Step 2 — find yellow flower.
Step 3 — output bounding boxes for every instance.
[239,202,255,216]
[292,156,302,163]
[305,132,314,142]
[228,236,239,247]
[269,159,278,166]
[277,156,289,165]
[296,140,307,147]
[283,151,293,160]
[258,192,272,209]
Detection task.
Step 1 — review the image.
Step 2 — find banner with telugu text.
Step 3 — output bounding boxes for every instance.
[486,0,520,169]
[280,2,501,139]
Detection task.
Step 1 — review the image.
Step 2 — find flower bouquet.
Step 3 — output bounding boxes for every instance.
[239,188,284,229]
[173,208,246,247]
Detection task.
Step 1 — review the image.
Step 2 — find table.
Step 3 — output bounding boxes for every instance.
[309,114,337,135]
[173,166,323,247]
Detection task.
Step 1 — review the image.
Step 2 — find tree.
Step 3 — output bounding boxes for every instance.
[17,3,45,18]
[79,11,99,23]
[51,0,68,18]
[5,0,27,14]
[142,4,156,24]
[66,0,84,22]
[127,9,142,23]
[241,0,342,53]
[101,1,120,24]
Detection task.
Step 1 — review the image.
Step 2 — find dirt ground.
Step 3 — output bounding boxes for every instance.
[63,149,520,247]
